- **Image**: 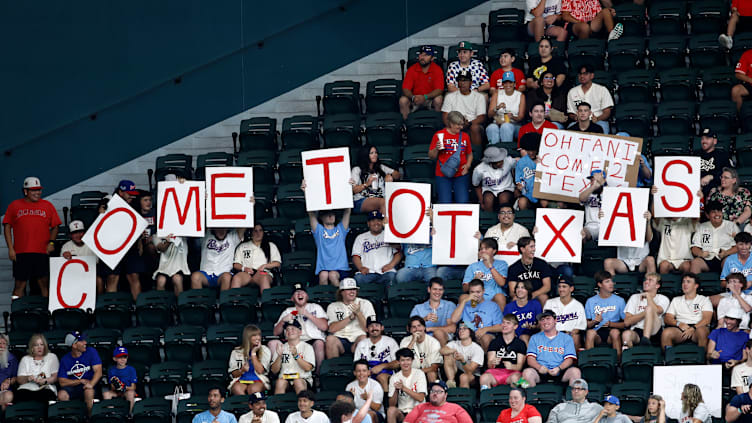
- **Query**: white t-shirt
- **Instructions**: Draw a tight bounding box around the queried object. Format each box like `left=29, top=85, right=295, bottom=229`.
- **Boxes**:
left=275, top=304, right=328, bottom=341
left=679, top=402, right=711, bottom=423
left=285, top=410, right=330, bottom=423
left=442, top=90, right=487, bottom=122
left=17, top=353, right=59, bottom=394
left=445, top=340, right=484, bottom=375
left=60, top=241, right=95, bottom=259
left=200, top=230, right=241, bottom=275
left=472, top=160, right=516, bottom=194
left=485, top=222, right=530, bottom=265
left=346, top=378, right=386, bottom=416
left=566, top=83, right=614, bottom=118
left=278, top=342, right=316, bottom=385
left=327, top=298, right=377, bottom=342
left=525, top=0, right=562, bottom=22
left=731, top=362, right=752, bottom=390
left=691, top=220, right=737, bottom=260
left=388, top=369, right=428, bottom=413
left=399, top=334, right=443, bottom=370
left=234, top=241, right=281, bottom=270
left=152, top=235, right=190, bottom=278
left=228, top=346, right=272, bottom=390
left=354, top=336, right=399, bottom=364
left=624, top=293, right=670, bottom=333
left=544, top=297, right=587, bottom=332
left=493, top=90, right=523, bottom=118
left=351, top=164, right=395, bottom=202
left=666, top=295, right=713, bottom=325
left=656, top=218, right=695, bottom=263
left=717, top=294, right=752, bottom=330
left=240, top=410, right=280, bottom=423
left=351, top=231, right=398, bottom=274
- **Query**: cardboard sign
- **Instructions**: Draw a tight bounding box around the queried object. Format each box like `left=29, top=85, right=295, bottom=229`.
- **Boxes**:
left=83, top=194, right=148, bottom=269
left=157, top=181, right=206, bottom=237
left=49, top=256, right=97, bottom=312
left=653, top=157, right=701, bottom=218
left=534, top=209, right=584, bottom=263
left=496, top=245, right=521, bottom=266
left=302, top=147, right=354, bottom=211
left=534, top=129, right=643, bottom=204
left=654, top=365, right=721, bottom=419
left=384, top=182, right=431, bottom=244
left=598, top=187, right=649, bottom=247
left=432, top=204, right=479, bottom=265
left=206, top=167, right=254, bottom=228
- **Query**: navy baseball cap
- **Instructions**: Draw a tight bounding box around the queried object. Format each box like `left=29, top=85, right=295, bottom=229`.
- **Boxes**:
left=64, top=331, right=87, bottom=347
left=368, top=210, right=384, bottom=221
left=420, top=45, right=436, bottom=56
left=118, top=180, right=139, bottom=195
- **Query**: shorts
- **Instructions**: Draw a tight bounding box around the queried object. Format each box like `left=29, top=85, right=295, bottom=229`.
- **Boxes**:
left=634, top=327, right=663, bottom=341
left=317, top=269, right=350, bottom=278
left=594, top=326, right=617, bottom=343
left=336, top=337, right=354, bottom=352
left=98, top=261, right=118, bottom=277
left=485, top=368, right=521, bottom=385
left=353, top=198, right=365, bottom=213
left=739, top=81, right=752, bottom=95
left=13, top=253, right=49, bottom=281
left=200, top=271, right=222, bottom=287
left=657, top=257, right=688, bottom=269
left=702, top=257, right=722, bottom=273
left=61, top=385, right=85, bottom=400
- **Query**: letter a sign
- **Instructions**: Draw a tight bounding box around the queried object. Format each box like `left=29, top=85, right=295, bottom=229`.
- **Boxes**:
left=599, top=187, right=649, bottom=247
left=384, top=182, right=431, bottom=244
left=83, top=194, right=148, bottom=269
left=534, top=209, right=584, bottom=263
left=302, top=147, right=353, bottom=211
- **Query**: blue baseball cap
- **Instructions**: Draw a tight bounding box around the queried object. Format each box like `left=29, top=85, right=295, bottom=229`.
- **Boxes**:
left=588, top=169, right=604, bottom=179
left=502, top=71, right=515, bottom=83
left=113, top=347, right=128, bottom=358
left=420, top=45, right=436, bottom=56
left=117, top=180, right=139, bottom=195
left=604, top=395, right=620, bottom=406
left=64, top=331, right=87, bottom=347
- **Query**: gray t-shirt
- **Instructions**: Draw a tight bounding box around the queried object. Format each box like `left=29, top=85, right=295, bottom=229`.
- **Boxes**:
left=598, top=413, right=633, bottom=423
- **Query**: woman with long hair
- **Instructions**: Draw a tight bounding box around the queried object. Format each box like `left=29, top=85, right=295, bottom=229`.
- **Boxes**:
left=680, top=384, right=712, bottom=423
left=706, top=167, right=752, bottom=226
left=526, top=71, right=568, bottom=128
left=526, top=37, right=567, bottom=90
left=641, top=395, right=666, bottom=423
left=230, top=223, right=281, bottom=293
left=228, top=324, right=272, bottom=395
left=496, top=387, right=542, bottom=423
left=15, top=334, right=58, bottom=403
left=351, top=144, right=400, bottom=214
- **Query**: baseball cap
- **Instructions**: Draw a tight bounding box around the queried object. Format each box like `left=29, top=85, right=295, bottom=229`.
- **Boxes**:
left=367, top=210, right=384, bottom=221
left=537, top=309, right=557, bottom=321
left=456, top=70, right=472, bottom=81
left=701, top=128, right=718, bottom=139
left=292, top=283, right=307, bottom=293
left=502, top=71, right=516, bottom=83
left=118, top=180, right=139, bottom=196
left=283, top=319, right=302, bottom=331
left=249, top=392, right=267, bottom=404
left=64, top=331, right=87, bottom=347
left=604, top=395, right=620, bottom=406
left=69, top=220, right=86, bottom=233
left=588, top=169, right=604, bottom=179
left=113, top=346, right=128, bottom=358
left=457, top=41, right=474, bottom=51
left=428, top=380, right=449, bottom=392
left=367, top=316, right=383, bottom=326
left=420, top=45, right=436, bottom=56
left=571, top=378, right=589, bottom=390
left=557, top=274, right=574, bottom=286
left=340, top=278, right=359, bottom=291
left=726, top=308, right=745, bottom=320
left=23, top=177, right=42, bottom=190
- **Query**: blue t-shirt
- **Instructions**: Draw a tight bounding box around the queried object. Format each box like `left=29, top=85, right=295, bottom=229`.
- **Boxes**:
left=403, top=244, right=435, bottom=269
left=585, top=294, right=626, bottom=329
left=463, top=259, right=509, bottom=299
left=709, top=328, right=749, bottom=364
left=515, top=155, right=538, bottom=203
left=729, top=393, right=752, bottom=423
left=503, top=299, right=542, bottom=336
left=461, top=300, right=503, bottom=331
left=107, top=364, right=138, bottom=388
left=721, top=253, right=752, bottom=283
left=0, top=353, right=18, bottom=385
left=636, top=154, right=653, bottom=187
left=60, top=347, right=102, bottom=381
left=314, top=223, right=350, bottom=274
left=526, top=331, right=577, bottom=369
left=192, top=410, right=238, bottom=423
left=410, top=299, right=456, bottom=329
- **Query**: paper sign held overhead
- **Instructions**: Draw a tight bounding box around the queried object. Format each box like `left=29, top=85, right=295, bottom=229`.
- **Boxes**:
left=206, top=167, right=254, bottom=228
left=384, top=182, right=431, bottom=244
left=302, top=147, right=354, bottom=211
left=157, top=181, right=206, bottom=237
left=598, top=187, right=649, bottom=247
left=534, top=209, right=584, bottom=263
left=653, top=157, right=701, bottom=218
left=432, top=204, right=479, bottom=265
left=49, top=256, right=97, bottom=312
left=83, top=194, right=148, bottom=269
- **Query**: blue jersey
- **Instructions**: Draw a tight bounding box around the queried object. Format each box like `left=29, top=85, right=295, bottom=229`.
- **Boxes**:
left=503, top=299, right=542, bottom=336
left=314, top=223, right=350, bottom=274
left=410, top=299, right=456, bottom=329
left=730, top=393, right=752, bottom=423
left=526, top=331, right=577, bottom=369
left=515, top=155, right=538, bottom=203
left=709, top=328, right=749, bottom=364
left=403, top=244, right=435, bottom=269
left=585, top=294, right=626, bottom=329
left=461, top=300, right=503, bottom=331
left=107, top=365, right=137, bottom=388
left=60, top=347, right=101, bottom=381
left=192, top=410, right=237, bottom=423
left=721, top=253, right=752, bottom=283
left=463, top=259, right=509, bottom=299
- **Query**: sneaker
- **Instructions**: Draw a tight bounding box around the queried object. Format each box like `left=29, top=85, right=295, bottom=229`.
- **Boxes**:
left=446, top=380, right=457, bottom=388
left=719, top=34, right=733, bottom=49
left=608, top=23, right=624, bottom=41
left=517, top=378, right=530, bottom=389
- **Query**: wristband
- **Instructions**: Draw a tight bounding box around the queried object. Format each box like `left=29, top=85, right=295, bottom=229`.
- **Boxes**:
left=424, top=94, right=429, bottom=100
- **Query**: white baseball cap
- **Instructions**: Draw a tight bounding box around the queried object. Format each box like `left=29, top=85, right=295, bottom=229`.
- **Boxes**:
left=69, top=220, right=85, bottom=233
left=23, top=177, right=42, bottom=190
left=726, top=308, right=746, bottom=320
left=340, top=278, right=359, bottom=290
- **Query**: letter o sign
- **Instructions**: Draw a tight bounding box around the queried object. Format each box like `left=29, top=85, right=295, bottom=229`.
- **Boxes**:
left=93, top=207, right=138, bottom=254
left=388, top=189, right=426, bottom=238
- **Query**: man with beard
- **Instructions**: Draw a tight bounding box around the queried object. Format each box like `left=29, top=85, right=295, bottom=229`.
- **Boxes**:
left=403, top=380, right=473, bottom=423
left=192, top=386, right=237, bottom=423
left=58, top=331, right=102, bottom=415
left=508, top=237, right=553, bottom=304
left=346, top=360, right=385, bottom=423
left=399, top=317, right=442, bottom=384
left=698, top=129, right=731, bottom=197
left=0, top=334, right=17, bottom=410
left=399, top=45, right=444, bottom=120
left=484, top=205, right=531, bottom=263
left=271, top=284, right=328, bottom=371
left=239, top=392, right=280, bottom=423
left=271, top=320, right=315, bottom=394
left=544, top=275, right=587, bottom=349
left=190, top=227, right=246, bottom=291
left=690, top=201, right=737, bottom=275
left=352, top=211, right=402, bottom=286
left=353, top=317, right=399, bottom=391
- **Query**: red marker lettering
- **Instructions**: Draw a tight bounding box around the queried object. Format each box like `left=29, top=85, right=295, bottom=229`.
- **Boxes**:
left=159, top=186, right=202, bottom=231
left=438, top=210, right=473, bottom=259
left=388, top=189, right=426, bottom=238
left=93, top=207, right=138, bottom=255
left=541, top=214, right=576, bottom=257
left=211, top=172, right=247, bottom=220
left=660, top=160, right=693, bottom=213
left=57, top=259, right=89, bottom=308
left=306, top=155, right=345, bottom=204
left=604, top=192, right=636, bottom=241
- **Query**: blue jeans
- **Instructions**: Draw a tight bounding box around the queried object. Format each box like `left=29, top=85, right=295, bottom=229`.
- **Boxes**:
left=396, top=267, right=438, bottom=284
left=437, top=266, right=465, bottom=281
left=486, top=123, right=520, bottom=144
left=435, top=174, right=470, bottom=204
left=354, top=272, right=397, bottom=286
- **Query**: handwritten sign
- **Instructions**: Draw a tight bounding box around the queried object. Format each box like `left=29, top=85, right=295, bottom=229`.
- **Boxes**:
left=83, top=195, right=148, bottom=269
left=653, top=157, right=701, bottom=218
left=432, top=204, right=479, bottom=265
left=302, top=147, right=354, bottom=211
left=384, top=182, right=431, bottom=244
left=599, top=187, right=649, bottom=247
left=535, top=209, right=584, bottom=263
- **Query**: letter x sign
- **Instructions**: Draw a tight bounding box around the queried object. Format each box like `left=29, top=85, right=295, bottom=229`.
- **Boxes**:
left=534, top=209, right=584, bottom=263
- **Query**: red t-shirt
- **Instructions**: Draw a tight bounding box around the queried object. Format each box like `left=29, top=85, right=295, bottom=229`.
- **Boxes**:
left=562, top=0, right=601, bottom=22
left=404, top=402, right=474, bottom=423
left=497, top=404, right=542, bottom=423
left=736, top=50, right=752, bottom=79
left=403, top=62, right=445, bottom=96
left=517, top=120, right=558, bottom=147
left=732, top=0, right=752, bottom=17
left=490, top=68, right=527, bottom=91
left=430, top=129, right=471, bottom=177
left=3, top=198, right=62, bottom=254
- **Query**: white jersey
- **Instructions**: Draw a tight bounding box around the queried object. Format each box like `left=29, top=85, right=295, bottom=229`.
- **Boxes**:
left=275, top=304, right=328, bottom=341
left=566, top=82, right=614, bottom=118
left=472, top=160, right=516, bottom=194
left=399, top=334, right=442, bottom=370
left=228, top=346, right=272, bottom=390
left=326, top=298, right=377, bottom=342
left=199, top=231, right=241, bottom=275
left=277, top=342, right=315, bottom=385
left=544, top=297, right=587, bottom=332
left=666, top=294, right=713, bottom=325
left=731, top=362, right=752, bottom=390
left=240, top=410, right=280, bottom=423
left=691, top=220, right=737, bottom=260
left=485, top=222, right=530, bottom=265
left=351, top=231, right=398, bottom=274
left=346, top=378, right=386, bottom=416
left=284, top=410, right=330, bottom=423
left=624, top=293, right=670, bottom=332
left=354, top=336, right=399, bottom=364
left=234, top=240, right=281, bottom=270
left=525, top=0, right=561, bottom=22
left=656, top=218, right=695, bottom=263
left=152, top=235, right=190, bottom=278
left=717, top=294, right=752, bottom=330
left=446, top=340, right=484, bottom=375
left=388, top=369, right=427, bottom=413
left=616, top=242, right=651, bottom=272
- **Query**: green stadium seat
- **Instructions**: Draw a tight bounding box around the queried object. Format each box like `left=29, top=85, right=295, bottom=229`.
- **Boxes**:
left=155, top=153, right=193, bottom=181
left=593, top=70, right=616, bottom=93
left=614, top=103, right=654, bottom=139
left=613, top=274, right=640, bottom=300
left=260, top=285, right=294, bottom=321
left=252, top=185, right=275, bottom=220
left=191, top=360, right=228, bottom=396
left=566, top=382, right=607, bottom=402
left=44, top=328, right=70, bottom=357
left=447, top=387, right=477, bottom=416
left=689, top=0, right=727, bottom=34
left=658, top=68, right=697, bottom=102
left=407, top=45, right=446, bottom=69
left=526, top=40, right=566, bottom=60
left=5, top=401, right=47, bottom=423
left=312, top=390, right=341, bottom=412
left=259, top=217, right=293, bottom=253
left=665, top=343, right=705, bottom=365
left=365, top=112, right=403, bottom=147
left=177, top=398, right=209, bottom=423
left=698, top=100, right=737, bottom=136
left=319, top=356, right=354, bottom=391
left=656, top=102, right=695, bottom=136
left=366, top=79, right=401, bottom=114
left=164, top=324, right=204, bottom=362
left=689, top=34, right=728, bottom=69
left=132, top=397, right=172, bottom=423
left=731, top=33, right=752, bottom=64
left=275, top=183, right=307, bottom=221
left=91, top=398, right=130, bottom=423
left=403, top=144, right=434, bottom=179
left=322, top=113, right=361, bottom=148
left=195, top=152, right=234, bottom=180
left=738, top=133, right=752, bottom=167
left=372, top=144, right=401, bottom=170
left=293, top=219, right=315, bottom=252
left=206, top=323, right=244, bottom=360
left=648, top=36, right=687, bottom=71
left=8, top=330, right=33, bottom=359
left=70, top=190, right=109, bottom=227
left=479, top=385, right=511, bottom=421
left=281, top=250, right=315, bottom=285
left=86, top=327, right=121, bottom=364
left=52, top=307, right=90, bottom=332
left=388, top=281, right=428, bottom=318
left=578, top=347, right=618, bottom=385
left=622, top=346, right=662, bottom=383
left=579, top=242, right=617, bottom=277
left=307, top=285, right=338, bottom=309
left=9, top=295, right=49, bottom=332
left=266, top=392, right=299, bottom=422
left=443, top=279, right=463, bottom=302
left=567, top=39, right=606, bottom=71
left=657, top=273, right=682, bottom=298
left=607, top=37, right=646, bottom=70
left=742, top=103, right=752, bottom=134
left=94, top=292, right=133, bottom=329
left=177, top=288, right=216, bottom=327
left=701, top=66, right=735, bottom=101
left=357, top=284, right=386, bottom=319
left=611, top=382, right=650, bottom=415
left=219, top=287, right=258, bottom=324
left=323, top=80, right=361, bottom=115
left=480, top=211, right=498, bottom=233
left=223, top=394, right=251, bottom=416
left=135, top=290, right=175, bottom=329
left=488, top=41, right=527, bottom=74
left=487, top=9, right=524, bottom=43
left=527, top=384, right=564, bottom=421
left=615, top=3, right=647, bottom=37
left=48, top=400, right=87, bottom=423
left=383, top=316, right=410, bottom=338
left=648, top=1, right=687, bottom=36
left=651, top=136, right=691, bottom=156
left=148, top=361, right=189, bottom=397
left=123, top=326, right=163, bottom=367
left=238, top=117, right=277, bottom=153
left=405, top=110, right=442, bottom=146
left=236, top=150, right=276, bottom=186
left=281, top=115, right=319, bottom=151
left=738, top=168, right=752, bottom=191
left=698, top=272, right=722, bottom=296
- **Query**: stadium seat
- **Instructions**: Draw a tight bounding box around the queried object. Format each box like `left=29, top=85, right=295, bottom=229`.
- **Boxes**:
left=281, top=250, right=315, bottom=285
left=260, top=285, right=294, bottom=321
left=613, top=274, right=640, bottom=300
left=480, top=385, right=511, bottom=421
left=135, top=289, right=175, bottom=329
left=190, top=360, right=227, bottom=396
left=648, top=1, right=687, bottom=36
left=578, top=347, right=618, bottom=385
left=527, top=384, right=564, bottom=421
left=487, top=9, right=524, bottom=43
left=701, top=66, right=735, bottom=101
left=447, top=387, right=477, bottom=416
left=738, top=133, right=752, bottom=167
left=252, top=185, right=275, bottom=221
left=236, top=150, right=276, bottom=187
left=443, top=279, right=463, bottom=301
left=611, top=382, right=650, bottom=416
left=592, top=70, right=616, bottom=93
left=323, top=80, right=361, bottom=115
left=698, top=100, right=737, bottom=135
left=387, top=281, right=428, bottom=318
left=488, top=41, right=527, bottom=74
left=527, top=40, right=566, bottom=60
left=177, top=288, right=217, bottom=327
left=651, top=136, right=691, bottom=156
left=281, top=115, right=319, bottom=151
left=275, top=183, right=307, bottom=221
left=741, top=103, right=752, bottom=134
left=365, top=112, right=404, bottom=147
left=366, top=79, right=401, bottom=114
left=86, top=327, right=120, bottom=364
left=614, top=103, right=654, bottom=139
left=223, top=394, right=251, bottom=416
left=656, top=102, right=696, bottom=136
left=403, top=144, right=435, bottom=179
left=132, top=397, right=172, bottom=423
left=322, top=113, right=361, bottom=148
left=70, top=190, right=109, bottom=227
left=91, top=398, right=130, bottom=423
left=319, top=356, right=354, bottom=391
left=405, top=110, right=442, bottom=146
left=155, top=153, right=193, bottom=182
left=206, top=323, right=244, bottom=360
left=738, top=168, right=752, bottom=191
left=219, top=287, right=258, bottom=324
left=614, top=3, right=647, bottom=37
left=9, top=295, right=50, bottom=332
left=480, top=211, right=498, bottom=233
left=622, top=346, right=662, bottom=383
left=45, top=328, right=70, bottom=357
left=579, top=242, right=617, bottom=277
left=658, top=68, right=697, bottom=103
left=358, top=283, right=386, bottom=319
left=382, top=316, right=409, bottom=338
left=276, top=150, right=304, bottom=187
left=372, top=144, right=401, bottom=170
left=237, top=117, right=277, bottom=153
left=688, top=34, right=728, bottom=69
left=195, top=152, right=234, bottom=180
left=407, top=45, right=446, bottom=70
left=8, top=330, right=32, bottom=359
left=689, top=0, right=728, bottom=35
left=567, top=39, right=606, bottom=71
left=164, top=324, right=204, bottom=362
left=607, top=37, right=646, bottom=70
left=52, top=307, right=90, bottom=332
left=698, top=272, right=722, bottom=296
left=48, top=400, right=87, bottom=423
left=266, top=392, right=299, bottom=422
left=177, top=397, right=209, bottom=423
left=123, top=326, right=163, bottom=367
left=648, top=36, right=687, bottom=71
left=5, top=401, right=47, bottom=423
left=307, top=285, right=338, bottom=309
left=148, top=361, right=189, bottom=398
left=566, top=382, right=607, bottom=403
left=312, top=390, right=341, bottom=413
left=94, top=292, right=133, bottom=329
left=731, top=33, right=752, bottom=64
left=665, top=343, right=705, bottom=365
